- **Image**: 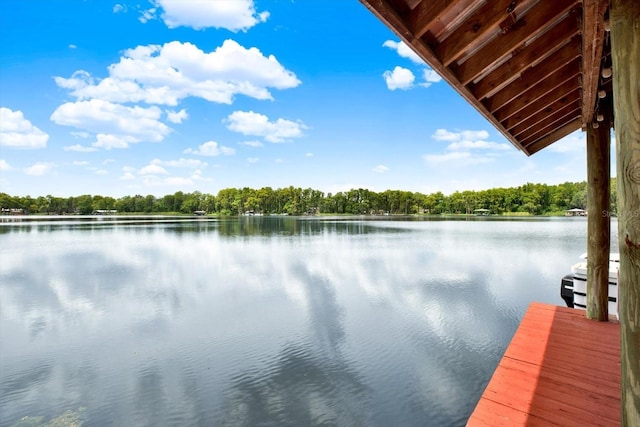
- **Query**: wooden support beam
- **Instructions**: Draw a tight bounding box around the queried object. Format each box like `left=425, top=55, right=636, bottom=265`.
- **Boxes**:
left=409, top=0, right=455, bottom=39
left=513, top=100, right=580, bottom=142
left=472, top=13, right=580, bottom=100
left=512, top=96, right=580, bottom=138
left=586, top=120, right=610, bottom=322
left=484, top=43, right=580, bottom=114
left=453, top=1, right=578, bottom=86
left=437, top=0, right=531, bottom=67
left=581, top=0, right=610, bottom=127
left=501, top=84, right=580, bottom=132
left=610, top=0, right=640, bottom=423
left=494, top=60, right=580, bottom=125
left=525, top=119, right=581, bottom=155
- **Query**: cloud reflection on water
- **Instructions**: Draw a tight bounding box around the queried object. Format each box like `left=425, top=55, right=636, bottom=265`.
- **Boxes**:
left=0, top=217, right=596, bottom=425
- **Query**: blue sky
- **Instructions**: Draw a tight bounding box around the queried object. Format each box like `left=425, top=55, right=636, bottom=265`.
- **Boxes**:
left=0, top=0, right=603, bottom=198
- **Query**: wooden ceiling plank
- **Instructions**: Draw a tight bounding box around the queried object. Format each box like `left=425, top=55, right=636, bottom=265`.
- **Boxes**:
left=487, top=42, right=581, bottom=114
left=518, top=106, right=582, bottom=144
left=520, top=112, right=582, bottom=147
left=410, top=0, right=457, bottom=39
left=454, top=0, right=579, bottom=86
left=473, top=14, right=580, bottom=100
left=524, top=119, right=582, bottom=154
left=501, top=76, right=581, bottom=130
left=581, top=0, right=609, bottom=126
left=493, top=58, right=581, bottom=122
left=512, top=97, right=581, bottom=137
left=437, top=0, right=525, bottom=66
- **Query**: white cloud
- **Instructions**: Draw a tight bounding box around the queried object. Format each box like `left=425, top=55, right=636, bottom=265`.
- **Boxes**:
left=430, top=128, right=510, bottom=151
left=69, top=44, right=77, bottom=49
left=120, top=167, right=136, bottom=181
left=139, top=163, right=168, bottom=175
left=95, top=169, right=108, bottom=175
left=166, top=109, right=188, bottom=124
left=419, top=69, right=443, bottom=88
left=73, top=161, right=89, bottom=166
left=373, top=164, right=389, bottom=173
left=305, top=152, right=313, bottom=157
left=150, top=0, right=269, bottom=31
left=0, top=160, right=12, bottom=171
left=240, top=140, right=263, bottom=147
left=447, top=140, right=510, bottom=151
left=71, top=131, right=90, bottom=139
left=184, top=141, right=236, bottom=156
left=139, top=8, right=157, bottom=23
left=423, top=69, right=442, bottom=83
left=113, top=4, right=126, bottom=13
left=102, top=159, right=115, bottom=165
left=154, top=158, right=207, bottom=169
left=247, top=157, right=259, bottom=163
left=51, top=99, right=171, bottom=149
left=63, top=144, right=98, bottom=152
left=0, top=108, right=49, bottom=149
left=423, top=151, right=493, bottom=166
left=383, top=40, right=422, bottom=64
left=275, top=158, right=283, bottom=163
left=23, top=162, right=55, bottom=176
left=226, top=110, right=306, bottom=143
left=548, top=130, right=586, bottom=153
left=424, top=128, right=509, bottom=166
left=432, top=129, right=490, bottom=142
left=383, top=66, right=415, bottom=90
left=54, top=40, right=300, bottom=106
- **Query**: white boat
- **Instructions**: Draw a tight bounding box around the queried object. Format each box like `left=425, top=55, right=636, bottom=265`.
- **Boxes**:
left=561, top=253, right=619, bottom=319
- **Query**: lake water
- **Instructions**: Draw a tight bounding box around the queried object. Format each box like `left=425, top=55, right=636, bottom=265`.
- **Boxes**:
left=0, top=216, right=615, bottom=426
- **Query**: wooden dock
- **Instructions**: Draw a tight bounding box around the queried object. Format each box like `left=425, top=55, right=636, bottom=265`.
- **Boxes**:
left=467, top=302, right=620, bottom=426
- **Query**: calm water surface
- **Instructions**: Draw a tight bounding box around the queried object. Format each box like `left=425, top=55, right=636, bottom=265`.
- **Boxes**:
left=0, top=216, right=613, bottom=426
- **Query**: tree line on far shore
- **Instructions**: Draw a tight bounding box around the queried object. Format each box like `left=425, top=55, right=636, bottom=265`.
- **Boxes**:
left=0, top=179, right=617, bottom=217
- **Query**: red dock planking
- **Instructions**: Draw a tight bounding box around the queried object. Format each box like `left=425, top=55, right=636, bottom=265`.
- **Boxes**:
left=467, top=302, right=621, bottom=426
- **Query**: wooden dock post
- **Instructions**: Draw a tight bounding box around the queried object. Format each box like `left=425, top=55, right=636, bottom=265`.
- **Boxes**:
left=610, top=0, right=640, bottom=424
left=586, top=119, right=610, bottom=321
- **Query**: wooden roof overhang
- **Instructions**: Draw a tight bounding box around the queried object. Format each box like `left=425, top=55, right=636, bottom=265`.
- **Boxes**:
left=360, top=0, right=612, bottom=155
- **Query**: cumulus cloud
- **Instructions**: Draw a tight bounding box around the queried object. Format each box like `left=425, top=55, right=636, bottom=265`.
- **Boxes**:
left=226, top=111, right=306, bottom=143
left=247, top=157, right=259, bottom=164
left=240, top=140, right=263, bottom=148
left=51, top=99, right=171, bottom=149
left=419, top=69, right=443, bottom=88
left=184, top=141, right=236, bottom=156
left=548, top=130, right=586, bottom=153
left=0, top=108, right=49, bottom=149
left=113, top=4, right=126, bottom=13
left=150, top=0, right=269, bottom=31
left=383, top=40, right=442, bottom=88
left=166, top=109, right=188, bottom=124
left=423, top=151, right=493, bottom=166
left=431, top=128, right=509, bottom=150
left=373, top=164, right=389, bottom=173
left=383, top=40, right=422, bottom=64
left=424, top=128, right=510, bottom=166
left=383, top=66, right=415, bottom=90
left=54, top=40, right=300, bottom=106
left=154, top=158, right=207, bottom=169
left=432, top=129, right=490, bottom=142
left=0, top=160, right=12, bottom=171
left=139, top=163, right=168, bottom=175
left=24, top=162, right=55, bottom=176
left=63, top=144, right=98, bottom=152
